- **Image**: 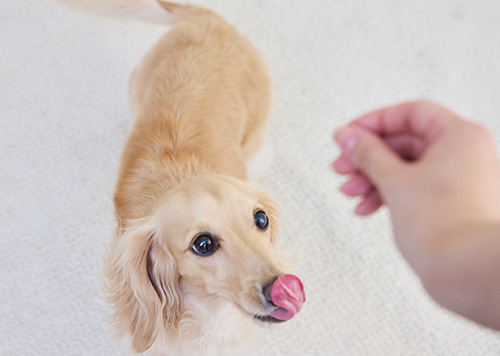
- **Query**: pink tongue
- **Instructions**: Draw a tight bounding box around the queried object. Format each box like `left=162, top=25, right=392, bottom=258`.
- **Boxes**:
left=269, top=274, right=305, bottom=321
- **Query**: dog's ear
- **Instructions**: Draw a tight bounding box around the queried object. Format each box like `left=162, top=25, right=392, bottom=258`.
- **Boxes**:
left=103, top=216, right=182, bottom=353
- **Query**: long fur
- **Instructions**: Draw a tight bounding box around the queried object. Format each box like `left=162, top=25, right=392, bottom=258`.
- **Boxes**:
left=103, top=215, right=183, bottom=352
left=61, top=1, right=294, bottom=355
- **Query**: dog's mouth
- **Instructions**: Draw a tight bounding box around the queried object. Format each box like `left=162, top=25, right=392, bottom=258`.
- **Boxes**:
left=254, top=314, right=286, bottom=323
left=247, top=274, right=305, bottom=324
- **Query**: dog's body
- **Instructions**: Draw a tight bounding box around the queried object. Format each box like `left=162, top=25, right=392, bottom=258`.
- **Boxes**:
left=60, top=1, right=305, bottom=355
left=117, top=2, right=272, bottom=224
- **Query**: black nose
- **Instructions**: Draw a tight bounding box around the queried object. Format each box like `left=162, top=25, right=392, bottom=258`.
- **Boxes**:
left=262, top=279, right=277, bottom=306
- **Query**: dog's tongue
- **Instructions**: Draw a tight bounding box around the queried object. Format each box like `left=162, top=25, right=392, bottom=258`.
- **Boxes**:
left=269, top=274, right=305, bottom=321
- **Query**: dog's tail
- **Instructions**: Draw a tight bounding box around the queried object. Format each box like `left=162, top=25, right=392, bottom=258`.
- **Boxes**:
left=58, top=0, right=213, bottom=25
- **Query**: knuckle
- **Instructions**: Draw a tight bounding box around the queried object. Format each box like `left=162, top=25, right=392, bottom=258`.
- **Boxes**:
left=412, top=99, right=437, bottom=113
left=413, top=99, right=432, bottom=108
left=469, top=122, right=495, bottom=147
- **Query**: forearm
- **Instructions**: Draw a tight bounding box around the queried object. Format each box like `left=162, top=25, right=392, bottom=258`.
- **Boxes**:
left=421, top=222, right=500, bottom=330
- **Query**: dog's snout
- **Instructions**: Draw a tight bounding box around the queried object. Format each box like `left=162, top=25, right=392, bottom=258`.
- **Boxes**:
left=262, top=279, right=277, bottom=306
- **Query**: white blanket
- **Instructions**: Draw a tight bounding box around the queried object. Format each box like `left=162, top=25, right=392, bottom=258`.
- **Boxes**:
left=1, top=0, right=499, bottom=355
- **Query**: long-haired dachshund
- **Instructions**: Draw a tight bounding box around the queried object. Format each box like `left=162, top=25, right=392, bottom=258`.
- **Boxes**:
left=59, top=1, right=305, bottom=355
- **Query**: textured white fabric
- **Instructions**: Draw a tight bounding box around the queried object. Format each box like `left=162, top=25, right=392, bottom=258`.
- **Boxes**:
left=2, top=0, right=500, bottom=355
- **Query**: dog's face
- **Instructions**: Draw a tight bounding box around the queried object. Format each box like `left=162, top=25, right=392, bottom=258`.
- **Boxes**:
left=104, top=175, right=305, bottom=352
left=157, top=175, right=286, bottom=318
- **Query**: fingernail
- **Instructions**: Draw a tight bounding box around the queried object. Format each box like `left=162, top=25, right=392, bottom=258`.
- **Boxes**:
left=334, top=127, right=357, bottom=152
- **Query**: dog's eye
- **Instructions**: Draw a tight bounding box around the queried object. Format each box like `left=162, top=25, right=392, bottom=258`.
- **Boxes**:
left=191, top=234, right=218, bottom=256
left=254, top=210, right=269, bottom=231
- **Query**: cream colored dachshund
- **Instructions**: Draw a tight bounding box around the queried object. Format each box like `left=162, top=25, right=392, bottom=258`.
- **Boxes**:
left=59, top=1, right=305, bottom=355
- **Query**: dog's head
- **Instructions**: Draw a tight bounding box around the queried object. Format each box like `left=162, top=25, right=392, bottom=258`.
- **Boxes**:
left=104, top=175, right=305, bottom=352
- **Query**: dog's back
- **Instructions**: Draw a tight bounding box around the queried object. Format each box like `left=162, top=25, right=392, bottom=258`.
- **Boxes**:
left=60, top=0, right=272, bottom=222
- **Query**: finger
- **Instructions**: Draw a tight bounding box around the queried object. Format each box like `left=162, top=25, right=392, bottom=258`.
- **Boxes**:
left=355, top=189, right=383, bottom=216
left=334, top=125, right=406, bottom=186
left=350, top=100, right=464, bottom=143
left=332, top=154, right=357, bottom=175
left=340, top=174, right=373, bottom=197
left=384, top=134, right=427, bottom=161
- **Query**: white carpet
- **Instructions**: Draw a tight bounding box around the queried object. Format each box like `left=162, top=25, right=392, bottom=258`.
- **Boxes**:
left=2, top=0, right=500, bottom=355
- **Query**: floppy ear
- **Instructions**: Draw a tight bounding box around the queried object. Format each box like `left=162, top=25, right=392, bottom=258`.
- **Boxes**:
left=103, top=216, right=183, bottom=353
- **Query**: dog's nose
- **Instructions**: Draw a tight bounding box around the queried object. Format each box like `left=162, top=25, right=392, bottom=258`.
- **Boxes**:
left=262, top=280, right=277, bottom=306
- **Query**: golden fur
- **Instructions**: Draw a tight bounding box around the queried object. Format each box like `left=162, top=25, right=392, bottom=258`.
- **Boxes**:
left=59, top=1, right=294, bottom=355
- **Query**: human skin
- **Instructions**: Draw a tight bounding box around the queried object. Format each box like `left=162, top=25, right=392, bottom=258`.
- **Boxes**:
left=333, top=100, right=500, bottom=331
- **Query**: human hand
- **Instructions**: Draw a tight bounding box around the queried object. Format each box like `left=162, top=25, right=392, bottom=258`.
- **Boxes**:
left=332, top=100, right=500, bottom=329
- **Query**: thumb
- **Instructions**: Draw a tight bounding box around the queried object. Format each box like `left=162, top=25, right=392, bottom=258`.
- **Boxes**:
left=334, top=125, right=406, bottom=185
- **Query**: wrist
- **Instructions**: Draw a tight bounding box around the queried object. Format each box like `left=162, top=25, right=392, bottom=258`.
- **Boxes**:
left=415, top=222, right=500, bottom=330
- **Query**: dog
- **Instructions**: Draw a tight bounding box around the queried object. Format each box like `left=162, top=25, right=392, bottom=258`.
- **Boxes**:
left=59, top=1, right=305, bottom=355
